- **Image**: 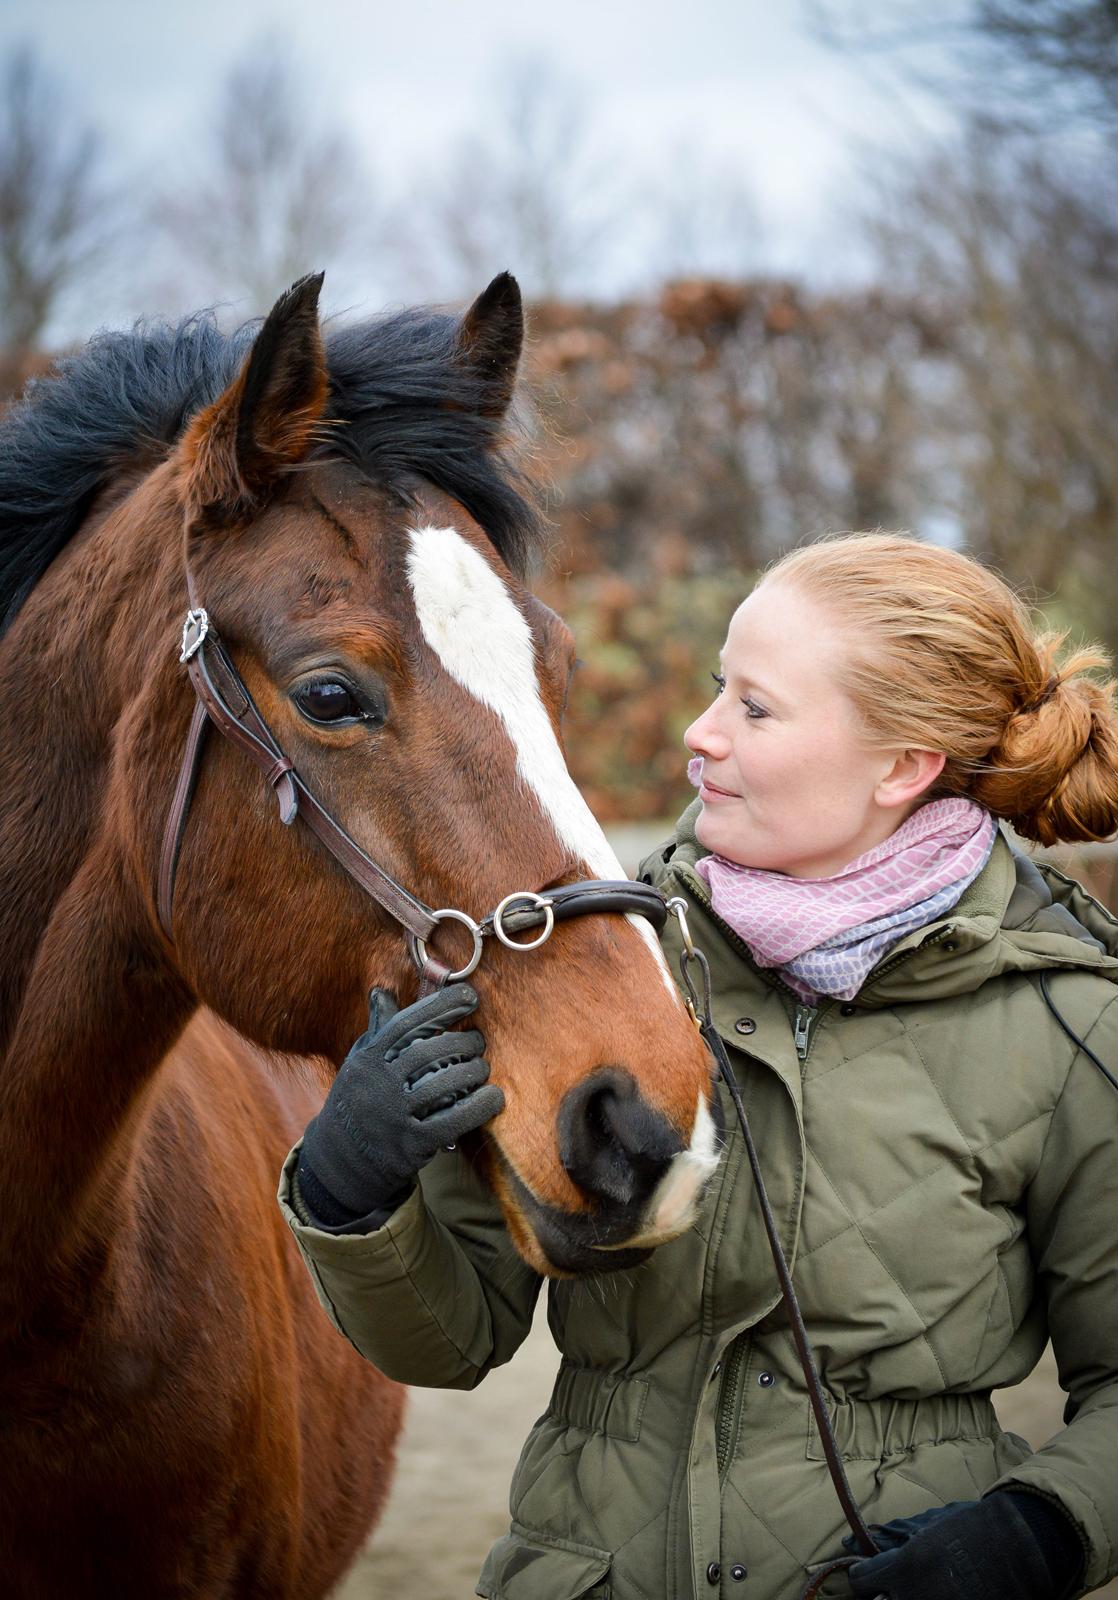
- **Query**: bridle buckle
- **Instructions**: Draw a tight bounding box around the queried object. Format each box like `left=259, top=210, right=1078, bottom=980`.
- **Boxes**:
left=180, top=608, right=210, bottom=664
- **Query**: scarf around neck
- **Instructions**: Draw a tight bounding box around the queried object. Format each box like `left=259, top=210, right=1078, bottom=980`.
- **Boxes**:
left=686, top=762, right=997, bottom=1003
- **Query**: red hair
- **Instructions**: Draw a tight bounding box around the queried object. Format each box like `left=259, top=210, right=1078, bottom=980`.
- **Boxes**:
left=761, top=533, right=1118, bottom=845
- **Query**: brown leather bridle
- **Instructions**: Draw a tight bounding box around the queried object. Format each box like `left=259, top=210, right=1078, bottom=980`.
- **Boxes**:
left=157, top=603, right=669, bottom=987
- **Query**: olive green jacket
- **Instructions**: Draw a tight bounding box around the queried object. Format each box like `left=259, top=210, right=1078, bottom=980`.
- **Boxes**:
left=278, top=811, right=1118, bottom=1600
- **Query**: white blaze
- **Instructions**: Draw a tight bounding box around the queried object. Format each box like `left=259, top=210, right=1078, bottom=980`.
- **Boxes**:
left=406, top=524, right=678, bottom=1000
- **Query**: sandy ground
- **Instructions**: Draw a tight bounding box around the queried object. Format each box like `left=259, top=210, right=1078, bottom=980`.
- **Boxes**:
left=334, top=824, right=1116, bottom=1599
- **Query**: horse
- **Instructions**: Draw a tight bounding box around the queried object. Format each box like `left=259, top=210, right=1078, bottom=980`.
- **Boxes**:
left=0, top=271, right=719, bottom=1597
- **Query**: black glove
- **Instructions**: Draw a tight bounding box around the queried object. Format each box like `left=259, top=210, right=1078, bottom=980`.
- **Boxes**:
left=844, top=1492, right=1083, bottom=1600
left=297, top=983, right=504, bottom=1230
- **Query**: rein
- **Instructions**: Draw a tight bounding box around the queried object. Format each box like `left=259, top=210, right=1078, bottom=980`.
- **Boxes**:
left=157, top=606, right=668, bottom=988
left=666, top=899, right=883, bottom=1597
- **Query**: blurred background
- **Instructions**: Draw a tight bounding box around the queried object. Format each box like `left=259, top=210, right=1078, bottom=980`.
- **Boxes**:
left=3, top=2, right=1116, bottom=1593
left=5, top=0, right=1118, bottom=834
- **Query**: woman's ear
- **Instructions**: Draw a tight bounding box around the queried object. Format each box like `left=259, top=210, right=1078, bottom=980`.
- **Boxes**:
left=876, top=748, right=947, bottom=810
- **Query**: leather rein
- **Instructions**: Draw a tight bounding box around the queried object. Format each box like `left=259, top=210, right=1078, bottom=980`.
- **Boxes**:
left=157, top=604, right=669, bottom=986
left=158, top=601, right=880, bottom=1591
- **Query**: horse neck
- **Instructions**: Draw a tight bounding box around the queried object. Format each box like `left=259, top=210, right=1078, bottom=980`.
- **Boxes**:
left=0, top=473, right=195, bottom=1325
left=0, top=467, right=184, bottom=1023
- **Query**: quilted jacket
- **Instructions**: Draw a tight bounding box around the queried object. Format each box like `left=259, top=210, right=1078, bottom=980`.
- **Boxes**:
left=279, top=808, right=1118, bottom=1599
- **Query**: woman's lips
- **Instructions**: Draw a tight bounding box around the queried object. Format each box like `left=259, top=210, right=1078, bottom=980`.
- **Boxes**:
left=699, top=778, right=740, bottom=801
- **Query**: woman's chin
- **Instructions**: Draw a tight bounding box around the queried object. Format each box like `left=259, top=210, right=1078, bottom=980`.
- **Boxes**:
left=694, top=810, right=727, bottom=854
left=695, top=813, right=756, bottom=867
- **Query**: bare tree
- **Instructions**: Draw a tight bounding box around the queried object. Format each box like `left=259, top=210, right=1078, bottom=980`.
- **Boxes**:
left=805, top=0, right=1118, bottom=648
left=857, top=129, right=1118, bottom=647
left=0, top=46, right=116, bottom=356
left=154, top=42, right=374, bottom=313
left=977, top=0, right=1118, bottom=95
left=804, top=0, right=1118, bottom=129
left=389, top=56, right=623, bottom=303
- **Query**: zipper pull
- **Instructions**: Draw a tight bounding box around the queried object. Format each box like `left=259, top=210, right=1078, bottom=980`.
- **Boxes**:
left=793, top=1003, right=815, bottom=1061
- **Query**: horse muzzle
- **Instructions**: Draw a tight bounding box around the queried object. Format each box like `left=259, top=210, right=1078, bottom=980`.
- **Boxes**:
left=499, top=1072, right=722, bottom=1276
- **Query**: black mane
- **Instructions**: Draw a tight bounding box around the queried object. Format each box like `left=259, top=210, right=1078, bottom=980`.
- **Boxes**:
left=0, top=305, right=545, bottom=635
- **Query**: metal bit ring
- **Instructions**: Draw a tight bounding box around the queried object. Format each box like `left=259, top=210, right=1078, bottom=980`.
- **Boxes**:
left=492, top=891, right=556, bottom=952
left=409, top=908, right=484, bottom=981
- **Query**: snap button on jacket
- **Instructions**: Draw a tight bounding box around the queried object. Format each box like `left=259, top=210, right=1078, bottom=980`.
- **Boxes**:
left=279, top=811, right=1118, bottom=1599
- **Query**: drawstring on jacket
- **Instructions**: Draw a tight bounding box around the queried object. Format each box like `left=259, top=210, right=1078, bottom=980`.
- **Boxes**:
left=1038, top=973, right=1118, bottom=1097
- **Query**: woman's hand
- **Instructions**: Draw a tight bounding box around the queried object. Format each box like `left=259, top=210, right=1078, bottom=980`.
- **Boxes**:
left=844, top=1493, right=1083, bottom=1600
left=297, top=983, right=504, bottom=1228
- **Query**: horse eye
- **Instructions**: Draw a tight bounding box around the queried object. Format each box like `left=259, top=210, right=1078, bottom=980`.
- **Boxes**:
left=294, top=679, right=361, bottom=724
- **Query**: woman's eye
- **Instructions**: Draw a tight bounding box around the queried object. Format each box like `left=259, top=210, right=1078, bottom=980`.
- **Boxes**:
left=711, top=671, right=726, bottom=694
left=294, top=679, right=362, bottom=724
left=742, top=697, right=768, bottom=720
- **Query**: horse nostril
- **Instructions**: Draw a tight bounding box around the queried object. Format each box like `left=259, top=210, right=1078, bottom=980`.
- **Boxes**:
left=558, top=1068, right=682, bottom=1207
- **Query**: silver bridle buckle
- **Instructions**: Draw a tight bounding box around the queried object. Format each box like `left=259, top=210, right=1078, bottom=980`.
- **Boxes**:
left=180, top=608, right=210, bottom=664
left=409, top=908, right=485, bottom=982
left=666, top=896, right=702, bottom=1029
left=492, top=891, right=556, bottom=952
left=666, top=896, right=697, bottom=957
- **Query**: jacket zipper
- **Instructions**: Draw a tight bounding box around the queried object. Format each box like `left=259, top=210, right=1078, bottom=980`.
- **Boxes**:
left=793, top=1003, right=818, bottom=1062
left=688, top=877, right=957, bottom=1484
left=715, top=1334, right=747, bottom=1476
left=672, top=869, right=834, bottom=1061
left=790, top=931, right=957, bottom=1058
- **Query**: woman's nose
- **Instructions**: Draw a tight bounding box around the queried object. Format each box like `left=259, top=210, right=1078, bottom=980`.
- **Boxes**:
left=685, top=702, right=728, bottom=757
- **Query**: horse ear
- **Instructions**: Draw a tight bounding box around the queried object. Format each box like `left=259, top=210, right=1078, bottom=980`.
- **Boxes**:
left=456, top=272, right=524, bottom=419
left=184, top=272, right=328, bottom=518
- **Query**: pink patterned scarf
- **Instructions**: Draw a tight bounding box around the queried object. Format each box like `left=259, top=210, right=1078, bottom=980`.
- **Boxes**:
left=686, top=760, right=996, bottom=1002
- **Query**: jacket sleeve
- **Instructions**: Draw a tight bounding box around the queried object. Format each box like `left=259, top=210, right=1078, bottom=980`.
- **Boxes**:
left=277, top=1139, right=543, bottom=1390
left=990, top=992, right=1118, bottom=1592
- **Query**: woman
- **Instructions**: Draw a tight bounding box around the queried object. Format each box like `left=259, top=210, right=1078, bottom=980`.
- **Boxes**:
left=278, top=533, right=1118, bottom=1600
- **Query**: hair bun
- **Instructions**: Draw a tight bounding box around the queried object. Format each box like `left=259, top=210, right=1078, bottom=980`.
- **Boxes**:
left=973, top=652, right=1118, bottom=845
left=1018, top=676, right=1060, bottom=716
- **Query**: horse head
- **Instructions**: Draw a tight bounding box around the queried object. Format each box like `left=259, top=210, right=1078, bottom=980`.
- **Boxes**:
left=129, top=273, right=719, bottom=1275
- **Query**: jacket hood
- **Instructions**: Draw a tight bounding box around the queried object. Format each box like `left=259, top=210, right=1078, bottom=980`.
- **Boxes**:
left=653, top=801, right=1118, bottom=1008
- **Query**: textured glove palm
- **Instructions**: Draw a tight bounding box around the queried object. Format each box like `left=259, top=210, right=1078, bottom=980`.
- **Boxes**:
left=845, top=1492, right=1083, bottom=1600
left=298, top=983, right=504, bottom=1227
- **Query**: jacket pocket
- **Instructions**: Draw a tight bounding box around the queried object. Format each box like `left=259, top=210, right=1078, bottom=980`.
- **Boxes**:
left=476, top=1528, right=611, bottom=1599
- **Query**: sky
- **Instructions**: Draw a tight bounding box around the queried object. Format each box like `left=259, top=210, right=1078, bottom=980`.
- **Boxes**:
left=6, top=0, right=960, bottom=337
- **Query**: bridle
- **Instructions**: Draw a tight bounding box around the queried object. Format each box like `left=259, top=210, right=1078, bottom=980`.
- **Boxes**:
left=157, top=602, right=669, bottom=986
left=157, top=594, right=881, bottom=1593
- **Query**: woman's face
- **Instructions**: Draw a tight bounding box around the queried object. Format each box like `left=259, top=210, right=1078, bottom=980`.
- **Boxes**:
left=684, top=582, right=927, bottom=877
